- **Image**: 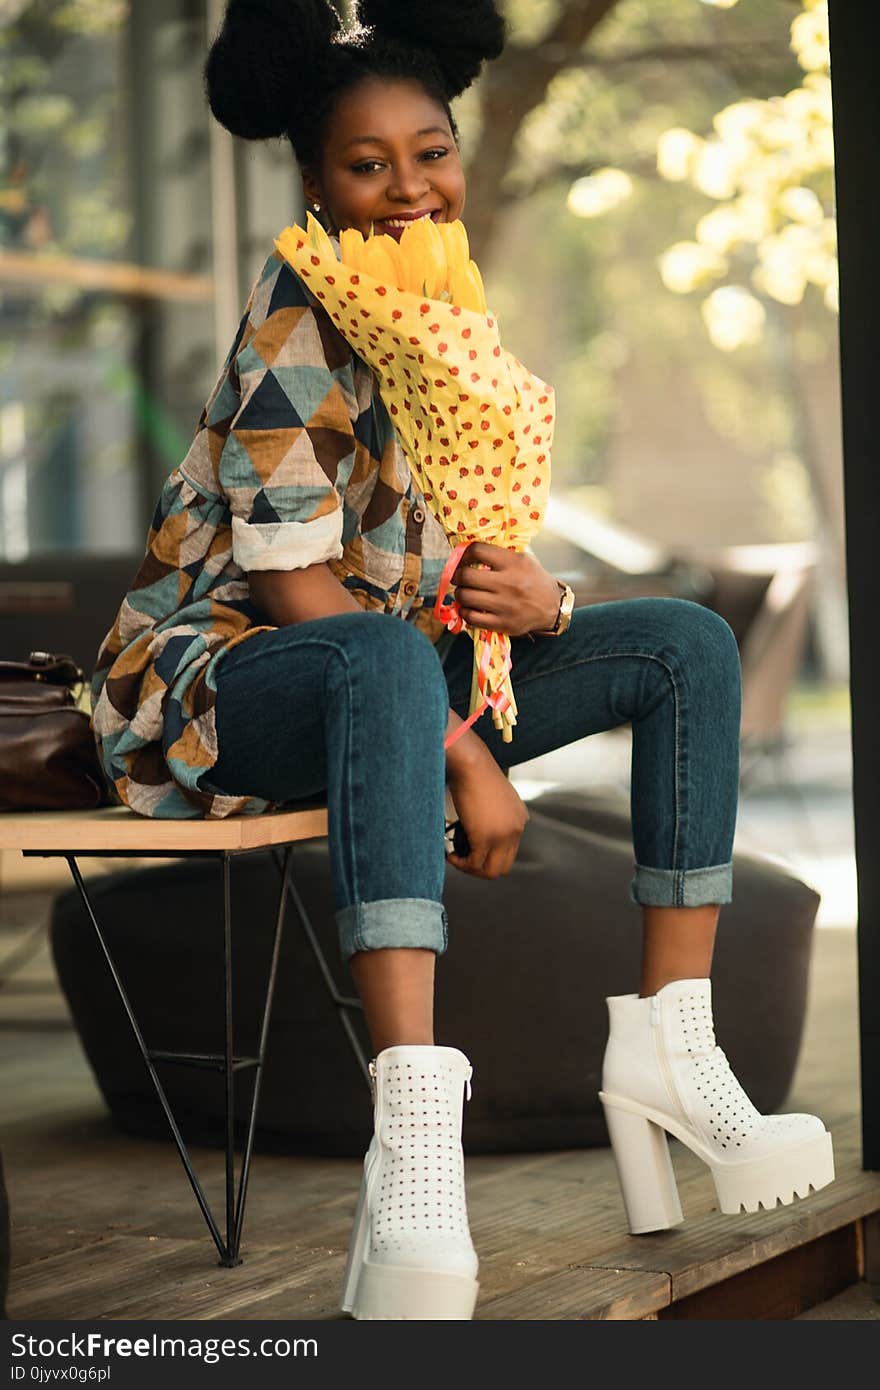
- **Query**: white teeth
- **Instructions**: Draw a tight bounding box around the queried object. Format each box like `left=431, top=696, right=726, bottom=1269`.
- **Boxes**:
left=384, top=213, right=432, bottom=227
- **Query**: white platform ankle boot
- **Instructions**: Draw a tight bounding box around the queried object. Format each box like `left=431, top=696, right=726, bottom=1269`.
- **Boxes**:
left=599, top=977, right=834, bottom=1234
left=340, top=1044, right=479, bottom=1320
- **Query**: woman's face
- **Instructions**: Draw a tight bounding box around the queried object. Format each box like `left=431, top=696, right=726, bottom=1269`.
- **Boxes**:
left=303, top=78, right=466, bottom=241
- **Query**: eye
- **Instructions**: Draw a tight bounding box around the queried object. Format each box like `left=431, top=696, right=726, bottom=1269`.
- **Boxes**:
left=420, top=147, right=450, bottom=162
left=351, top=160, right=384, bottom=175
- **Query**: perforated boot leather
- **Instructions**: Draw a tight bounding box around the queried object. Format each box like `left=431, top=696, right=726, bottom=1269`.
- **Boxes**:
left=340, top=1044, right=479, bottom=1320
left=599, top=977, right=834, bottom=1233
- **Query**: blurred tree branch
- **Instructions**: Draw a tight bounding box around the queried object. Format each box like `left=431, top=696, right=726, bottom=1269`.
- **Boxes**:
left=465, top=0, right=622, bottom=259
left=570, top=36, right=785, bottom=71
left=504, top=151, right=665, bottom=205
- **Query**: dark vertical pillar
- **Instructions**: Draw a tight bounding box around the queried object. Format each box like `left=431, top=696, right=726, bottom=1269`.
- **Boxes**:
left=827, top=1, right=880, bottom=1168
left=0, top=1147, right=8, bottom=1318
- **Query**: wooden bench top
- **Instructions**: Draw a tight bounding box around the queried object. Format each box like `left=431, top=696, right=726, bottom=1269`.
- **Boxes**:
left=0, top=803, right=329, bottom=853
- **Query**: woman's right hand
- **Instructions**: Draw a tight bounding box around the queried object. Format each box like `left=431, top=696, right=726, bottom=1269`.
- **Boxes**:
left=445, top=749, right=529, bottom=880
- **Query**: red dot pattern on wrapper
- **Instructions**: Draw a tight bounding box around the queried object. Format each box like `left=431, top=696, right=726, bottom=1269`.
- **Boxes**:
left=282, top=239, right=554, bottom=550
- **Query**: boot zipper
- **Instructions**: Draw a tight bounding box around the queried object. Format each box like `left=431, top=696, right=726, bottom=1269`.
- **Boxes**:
left=650, top=994, right=688, bottom=1120
left=365, top=1060, right=381, bottom=1190
left=368, top=1059, right=380, bottom=1125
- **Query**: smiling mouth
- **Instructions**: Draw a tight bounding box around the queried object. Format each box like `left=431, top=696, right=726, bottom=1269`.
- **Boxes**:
left=375, top=209, right=443, bottom=239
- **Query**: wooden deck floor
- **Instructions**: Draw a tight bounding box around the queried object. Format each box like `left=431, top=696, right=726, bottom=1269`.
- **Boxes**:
left=2, top=896, right=878, bottom=1320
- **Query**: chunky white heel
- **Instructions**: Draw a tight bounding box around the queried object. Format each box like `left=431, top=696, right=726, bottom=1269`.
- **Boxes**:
left=600, top=977, right=834, bottom=1233
left=341, top=1044, right=479, bottom=1320
left=602, top=1103, right=683, bottom=1234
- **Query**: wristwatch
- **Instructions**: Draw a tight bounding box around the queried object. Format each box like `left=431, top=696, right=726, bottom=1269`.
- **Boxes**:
left=534, top=580, right=575, bottom=636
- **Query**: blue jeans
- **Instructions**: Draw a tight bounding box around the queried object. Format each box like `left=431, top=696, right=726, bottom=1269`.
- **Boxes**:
left=207, top=599, right=741, bottom=963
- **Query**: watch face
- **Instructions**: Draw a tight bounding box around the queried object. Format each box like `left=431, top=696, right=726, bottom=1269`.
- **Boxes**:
left=558, top=585, right=575, bottom=631
left=537, top=582, right=574, bottom=635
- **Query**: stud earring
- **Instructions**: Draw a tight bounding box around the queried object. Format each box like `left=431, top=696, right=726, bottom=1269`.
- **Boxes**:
left=313, top=202, right=321, bottom=212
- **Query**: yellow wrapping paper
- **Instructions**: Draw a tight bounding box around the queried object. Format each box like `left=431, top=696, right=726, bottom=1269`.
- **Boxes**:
left=275, top=215, right=556, bottom=742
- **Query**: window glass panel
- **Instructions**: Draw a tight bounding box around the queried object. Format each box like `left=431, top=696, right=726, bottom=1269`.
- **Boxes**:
left=0, top=0, right=215, bottom=558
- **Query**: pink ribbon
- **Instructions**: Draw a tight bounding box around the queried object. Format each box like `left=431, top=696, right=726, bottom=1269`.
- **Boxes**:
left=433, top=542, right=513, bottom=750
left=433, top=542, right=470, bottom=636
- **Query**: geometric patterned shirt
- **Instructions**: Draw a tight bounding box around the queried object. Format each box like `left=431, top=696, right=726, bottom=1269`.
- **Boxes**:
left=90, top=248, right=455, bottom=819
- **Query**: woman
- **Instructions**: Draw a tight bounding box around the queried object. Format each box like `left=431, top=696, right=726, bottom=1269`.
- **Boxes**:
left=91, top=0, right=834, bottom=1321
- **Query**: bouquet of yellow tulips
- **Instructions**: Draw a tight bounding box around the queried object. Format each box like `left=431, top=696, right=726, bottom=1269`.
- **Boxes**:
left=339, top=216, right=488, bottom=314
left=274, top=213, right=555, bottom=744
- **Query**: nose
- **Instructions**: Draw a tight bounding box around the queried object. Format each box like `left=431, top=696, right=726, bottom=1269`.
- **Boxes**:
left=387, top=159, right=432, bottom=205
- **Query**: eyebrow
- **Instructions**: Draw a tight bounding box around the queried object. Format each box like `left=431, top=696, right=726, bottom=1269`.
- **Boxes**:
left=343, top=126, right=450, bottom=150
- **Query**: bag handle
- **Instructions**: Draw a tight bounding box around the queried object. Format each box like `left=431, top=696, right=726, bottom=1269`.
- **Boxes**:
left=0, top=652, right=86, bottom=687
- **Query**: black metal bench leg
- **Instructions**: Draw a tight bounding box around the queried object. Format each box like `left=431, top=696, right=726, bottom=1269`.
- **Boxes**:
left=64, top=846, right=292, bottom=1268
left=65, top=854, right=229, bottom=1263
left=222, top=853, right=237, bottom=1265
left=229, top=844, right=292, bottom=1262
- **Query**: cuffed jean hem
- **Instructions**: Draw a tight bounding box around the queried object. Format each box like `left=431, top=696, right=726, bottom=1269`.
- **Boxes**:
left=335, top=897, right=449, bottom=963
left=629, top=862, right=733, bottom=908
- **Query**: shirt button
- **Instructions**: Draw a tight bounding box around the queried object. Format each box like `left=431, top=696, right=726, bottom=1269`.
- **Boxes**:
left=403, top=581, right=417, bottom=596
left=411, top=508, right=425, bottom=524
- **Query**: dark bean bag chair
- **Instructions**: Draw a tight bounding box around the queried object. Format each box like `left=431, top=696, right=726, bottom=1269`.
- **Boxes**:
left=49, top=789, right=820, bottom=1156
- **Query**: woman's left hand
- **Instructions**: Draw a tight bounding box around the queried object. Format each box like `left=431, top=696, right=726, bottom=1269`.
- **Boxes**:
left=451, top=541, right=562, bottom=638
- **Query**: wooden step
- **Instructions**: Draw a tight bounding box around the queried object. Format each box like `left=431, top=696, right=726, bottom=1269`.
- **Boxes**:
left=657, top=1221, right=862, bottom=1320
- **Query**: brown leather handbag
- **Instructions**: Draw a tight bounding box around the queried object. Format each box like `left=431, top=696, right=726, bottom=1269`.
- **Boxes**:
left=0, top=651, right=108, bottom=811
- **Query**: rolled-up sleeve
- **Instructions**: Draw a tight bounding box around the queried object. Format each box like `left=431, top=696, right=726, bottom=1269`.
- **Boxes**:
left=219, top=276, right=355, bottom=573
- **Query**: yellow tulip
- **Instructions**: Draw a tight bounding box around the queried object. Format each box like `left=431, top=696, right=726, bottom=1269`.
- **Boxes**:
left=467, top=259, right=486, bottom=314
left=447, top=259, right=486, bottom=314
left=306, top=210, right=335, bottom=260
left=391, top=226, right=421, bottom=296
left=339, top=227, right=367, bottom=272
left=399, top=219, right=425, bottom=289
left=274, top=227, right=301, bottom=263
left=400, top=216, right=447, bottom=298
left=438, top=219, right=470, bottom=265
left=362, top=235, right=405, bottom=290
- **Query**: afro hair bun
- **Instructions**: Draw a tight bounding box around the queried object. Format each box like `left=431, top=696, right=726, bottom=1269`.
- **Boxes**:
left=356, top=0, right=506, bottom=97
left=205, top=0, right=344, bottom=140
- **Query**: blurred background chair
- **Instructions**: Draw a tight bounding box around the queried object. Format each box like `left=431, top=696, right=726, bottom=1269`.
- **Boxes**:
left=531, top=501, right=820, bottom=798
left=0, top=555, right=141, bottom=675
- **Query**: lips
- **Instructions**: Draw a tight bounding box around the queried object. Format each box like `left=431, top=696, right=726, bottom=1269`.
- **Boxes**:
left=374, top=209, right=443, bottom=241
